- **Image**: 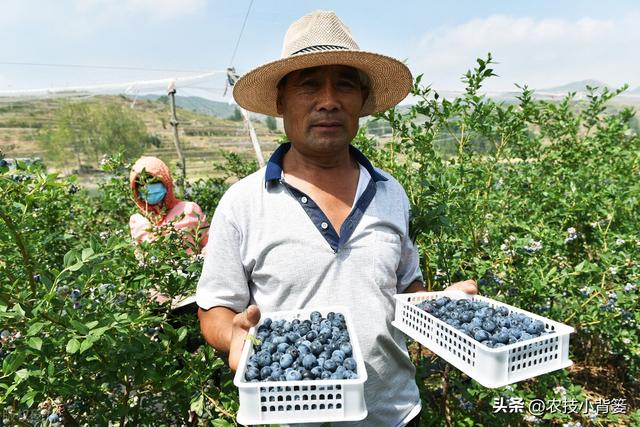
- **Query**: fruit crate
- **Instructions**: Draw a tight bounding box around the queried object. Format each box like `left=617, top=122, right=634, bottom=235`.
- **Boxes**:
left=392, top=291, right=574, bottom=388
left=233, top=306, right=368, bottom=426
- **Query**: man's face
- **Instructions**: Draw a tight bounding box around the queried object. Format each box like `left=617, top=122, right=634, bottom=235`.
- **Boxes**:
left=276, top=65, right=368, bottom=155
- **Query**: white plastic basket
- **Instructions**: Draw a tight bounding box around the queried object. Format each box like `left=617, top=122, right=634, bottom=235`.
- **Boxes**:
left=233, top=306, right=368, bottom=426
left=392, top=291, right=574, bottom=388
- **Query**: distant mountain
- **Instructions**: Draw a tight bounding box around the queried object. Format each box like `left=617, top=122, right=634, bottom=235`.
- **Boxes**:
left=626, top=86, right=640, bottom=96
left=539, top=79, right=611, bottom=94
left=138, top=94, right=269, bottom=121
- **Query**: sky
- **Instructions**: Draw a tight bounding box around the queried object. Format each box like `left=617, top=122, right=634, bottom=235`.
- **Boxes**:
left=1, top=0, right=640, bottom=101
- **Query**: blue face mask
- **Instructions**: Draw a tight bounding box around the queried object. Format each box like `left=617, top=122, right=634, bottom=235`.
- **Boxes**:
left=140, top=182, right=167, bottom=205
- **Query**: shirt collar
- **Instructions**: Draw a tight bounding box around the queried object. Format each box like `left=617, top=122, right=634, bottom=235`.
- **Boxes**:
left=264, top=142, right=387, bottom=186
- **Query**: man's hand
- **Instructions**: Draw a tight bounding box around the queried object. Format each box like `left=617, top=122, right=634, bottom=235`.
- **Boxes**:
left=229, top=304, right=261, bottom=371
left=444, top=279, right=478, bottom=294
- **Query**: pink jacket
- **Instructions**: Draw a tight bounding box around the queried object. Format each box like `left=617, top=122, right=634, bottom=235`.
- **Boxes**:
left=129, top=156, right=209, bottom=254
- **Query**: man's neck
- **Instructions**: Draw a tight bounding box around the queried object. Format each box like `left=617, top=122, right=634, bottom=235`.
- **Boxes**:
left=282, top=144, right=358, bottom=184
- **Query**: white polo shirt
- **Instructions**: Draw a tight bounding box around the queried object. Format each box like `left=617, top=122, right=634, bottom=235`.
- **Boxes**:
left=197, top=143, right=423, bottom=426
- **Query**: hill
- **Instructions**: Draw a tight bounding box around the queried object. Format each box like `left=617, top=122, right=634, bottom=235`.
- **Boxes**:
left=0, top=95, right=281, bottom=182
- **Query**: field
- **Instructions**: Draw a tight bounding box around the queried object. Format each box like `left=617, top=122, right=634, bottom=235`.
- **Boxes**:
left=1, top=57, right=639, bottom=426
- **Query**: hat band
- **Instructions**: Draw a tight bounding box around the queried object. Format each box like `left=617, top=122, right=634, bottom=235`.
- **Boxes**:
left=290, top=44, right=350, bottom=56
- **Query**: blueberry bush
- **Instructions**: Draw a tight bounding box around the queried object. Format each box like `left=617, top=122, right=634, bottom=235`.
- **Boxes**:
left=355, top=54, right=639, bottom=426
left=1, top=55, right=639, bottom=426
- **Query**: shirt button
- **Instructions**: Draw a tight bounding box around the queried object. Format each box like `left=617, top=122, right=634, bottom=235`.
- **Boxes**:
left=321, top=222, right=328, bottom=229
left=301, top=196, right=308, bottom=203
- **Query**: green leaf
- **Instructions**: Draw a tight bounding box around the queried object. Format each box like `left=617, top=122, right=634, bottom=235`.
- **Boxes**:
left=27, top=322, right=45, bottom=336
left=66, top=338, right=80, bottom=354
left=245, top=334, right=261, bottom=346
left=70, top=320, right=89, bottom=334
left=190, top=393, right=204, bottom=416
left=68, top=261, right=84, bottom=272
left=27, top=337, right=42, bottom=351
left=2, top=351, right=27, bottom=375
left=79, top=339, right=94, bottom=354
left=89, top=326, right=110, bottom=339
left=20, top=389, right=38, bottom=407
left=63, top=249, right=78, bottom=268
left=13, top=303, right=25, bottom=318
left=85, top=320, right=99, bottom=330
left=177, top=327, right=188, bottom=342
left=81, top=247, right=94, bottom=261
left=15, top=368, right=30, bottom=381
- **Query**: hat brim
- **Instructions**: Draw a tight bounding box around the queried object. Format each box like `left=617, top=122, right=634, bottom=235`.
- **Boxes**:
left=232, top=50, right=413, bottom=117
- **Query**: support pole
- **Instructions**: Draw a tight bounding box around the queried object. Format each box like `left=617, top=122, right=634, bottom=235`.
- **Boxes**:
left=240, top=107, right=265, bottom=167
left=167, top=81, right=186, bottom=192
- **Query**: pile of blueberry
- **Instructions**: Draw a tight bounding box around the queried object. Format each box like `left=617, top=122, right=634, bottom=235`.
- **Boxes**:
left=244, top=311, right=358, bottom=382
left=416, top=297, right=551, bottom=348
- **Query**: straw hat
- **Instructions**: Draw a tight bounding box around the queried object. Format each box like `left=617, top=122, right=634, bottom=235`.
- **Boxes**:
left=232, top=10, right=412, bottom=117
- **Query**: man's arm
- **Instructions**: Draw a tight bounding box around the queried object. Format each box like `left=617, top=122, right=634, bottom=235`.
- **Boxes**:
left=403, top=279, right=478, bottom=294
left=198, top=304, right=261, bottom=371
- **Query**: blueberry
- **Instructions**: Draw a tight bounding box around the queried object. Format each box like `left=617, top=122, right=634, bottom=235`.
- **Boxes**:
left=285, top=346, right=300, bottom=360
left=331, top=350, right=346, bottom=364
left=482, top=320, right=497, bottom=333
left=260, top=366, right=272, bottom=380
left=286, top=332, right=300, bottom=343
left=474, top=330, right=490, bottom=342
left=276, top=334, right=290, bottom=345
left=285, top=368, right=302, bottom=381
left=47, top=414, right=59, bottom=423
left=330, top=370, right=345, bottom=380
left=320, top=370, right=332, bottom=379
left=257, top=351, right=272, bottom=367
left=343, top=357, right=357, bottom=371
left=339, top=342, right=353, bottom=356
left=71, top=289, right=81, bottom=298
left=245, top=366, right=260, bottom=381
left=344, top=370, right=359, bottom=379
left=323, top=359, right=338, bottom=372
left=497, top=307, right=509, bottom=316
left=310, top=311, right=322, bottom=323
left=519, top=332, right=533, bottom=341
left=262, top=342, right=277, bottom=354
left=494, top=331, right=509, bottom=344
left=271, top=352, right=282, bottom=363
left=279, top=353, right=294, bottom=369
left=277, top=342, right=289, bottom=353
left=302, top=354, right=317, bottom=369
left=298, top=344, right=310, bottom=355
left=525, top=320, right=545, bottom=334
left=310, top=340, right=324, bottom=355
left=306, top=331, right=318, bottom=341
left=310, top=366, right=323, bottom=378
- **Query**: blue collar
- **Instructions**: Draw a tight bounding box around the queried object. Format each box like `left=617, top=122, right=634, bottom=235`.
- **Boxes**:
left=264, top=142, right=387, bottom=186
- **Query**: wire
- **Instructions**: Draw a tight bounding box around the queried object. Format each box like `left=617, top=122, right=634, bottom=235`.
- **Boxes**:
left=228, top=0, right=254, bottom=67
left=0, top=61, right=212, bottom=73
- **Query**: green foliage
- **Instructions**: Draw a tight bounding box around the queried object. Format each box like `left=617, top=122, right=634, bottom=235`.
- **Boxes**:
left=228, top=107, right=242, bottom=122
left=354, top=53, right=639, bottom=425
left=0, top=158, right=236, bottom=426
left=38, top=101, right=152, bottom=170
left=1, top=54, right=638, bottom=425
left=265, top=116, right=278, bottom=132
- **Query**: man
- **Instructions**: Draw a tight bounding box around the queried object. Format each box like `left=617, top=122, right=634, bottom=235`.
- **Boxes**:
left=196, top=10, right=477, bottom=426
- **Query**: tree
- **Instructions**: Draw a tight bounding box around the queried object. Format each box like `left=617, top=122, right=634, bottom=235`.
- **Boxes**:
left=39, top=101, right=150, bottom=171
left=228, top=107, right=242, bottom=122
left=265, top=116, right=278, bottom=131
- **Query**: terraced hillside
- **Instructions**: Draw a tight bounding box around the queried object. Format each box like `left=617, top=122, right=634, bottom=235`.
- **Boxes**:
left=0, top=95, right=281, bottom=183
